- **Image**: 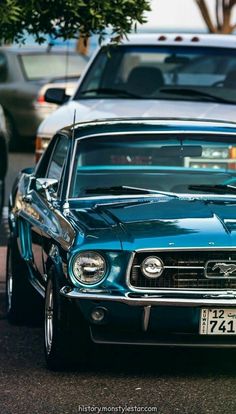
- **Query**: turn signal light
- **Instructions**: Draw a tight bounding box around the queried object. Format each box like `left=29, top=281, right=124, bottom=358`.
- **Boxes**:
left=229, top=147, right=236, bottom=170
left=35, top=136, right=50, bottom=163
left=230, top=147, right=236, bottom=159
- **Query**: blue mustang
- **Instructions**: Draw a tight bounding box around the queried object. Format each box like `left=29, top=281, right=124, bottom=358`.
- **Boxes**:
left=6, top=118, right=236, bottom=369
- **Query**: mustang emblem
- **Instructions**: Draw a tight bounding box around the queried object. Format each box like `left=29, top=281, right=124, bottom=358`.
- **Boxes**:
left=212, top=263, right=236, bottom=277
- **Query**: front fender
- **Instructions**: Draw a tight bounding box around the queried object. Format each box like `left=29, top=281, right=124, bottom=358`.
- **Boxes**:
left=45, top=243, right=70, bottom=288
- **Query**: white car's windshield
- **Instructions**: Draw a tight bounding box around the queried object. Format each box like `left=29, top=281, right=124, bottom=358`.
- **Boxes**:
left=76, top=45, right=236, bottom=103
left=69, top=133, right=236, bottom=198
left=20, top=53, right=88, bottom=81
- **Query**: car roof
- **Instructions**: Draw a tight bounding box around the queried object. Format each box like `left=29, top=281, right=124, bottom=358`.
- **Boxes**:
left=107, top=33, right=236, bottom=49
left=60, top=117, right=236, bottom=139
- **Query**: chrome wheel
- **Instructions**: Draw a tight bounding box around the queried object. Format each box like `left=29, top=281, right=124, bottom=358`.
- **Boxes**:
left=45, top=279, right=54, bottom=355
left=6, top=249, right=13, bottom=313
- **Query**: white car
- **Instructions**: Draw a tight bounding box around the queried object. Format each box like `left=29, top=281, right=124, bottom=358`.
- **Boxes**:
left=36, top=33, right=236, bottom=160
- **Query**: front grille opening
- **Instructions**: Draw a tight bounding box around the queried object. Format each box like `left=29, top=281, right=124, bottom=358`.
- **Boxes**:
left=129, top=251, right=236, bottom=290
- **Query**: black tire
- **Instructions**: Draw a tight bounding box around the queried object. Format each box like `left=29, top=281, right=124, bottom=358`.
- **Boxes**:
left=0, top=133, right=7, bottom=178
left=6, top=237, right=43, bottom=325
left=0, top=179, right=4, bottom=220
left=44, top=268, right=90, bottom=370
left=0, top=132, right=7, bottom=219
left=5, top=113, right=19, bottom=152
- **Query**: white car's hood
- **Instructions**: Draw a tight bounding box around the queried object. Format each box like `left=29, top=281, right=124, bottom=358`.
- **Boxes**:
left=38, top=99, right=236, bottom=136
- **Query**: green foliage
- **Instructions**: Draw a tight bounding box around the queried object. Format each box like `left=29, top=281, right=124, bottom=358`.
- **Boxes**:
left=0, top=0, right=151, bottom=44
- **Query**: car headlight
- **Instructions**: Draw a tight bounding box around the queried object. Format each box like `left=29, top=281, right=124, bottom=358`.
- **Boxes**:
left=72, top=251, right=106, bottom=284
left=202, top=147, right=229, bottom=159
left=141, top=256, right=164, bottom=278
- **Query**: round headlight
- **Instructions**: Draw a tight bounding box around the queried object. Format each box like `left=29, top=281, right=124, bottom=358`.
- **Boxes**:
left=141, top=256, right=164, bottom=278
left=72, top=252, right=106, bottom=284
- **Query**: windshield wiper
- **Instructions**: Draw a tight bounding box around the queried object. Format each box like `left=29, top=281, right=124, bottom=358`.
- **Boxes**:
left=159, top=87, right=234, bottom=104
left=188, top=184, right=236, bottom=194
left=79, top=87, right=143, bottom=99
left=84, top=185, right=178, bottom=197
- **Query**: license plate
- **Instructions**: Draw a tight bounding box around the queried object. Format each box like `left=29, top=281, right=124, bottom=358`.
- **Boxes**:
left=200, top=308, right=236, bottom=335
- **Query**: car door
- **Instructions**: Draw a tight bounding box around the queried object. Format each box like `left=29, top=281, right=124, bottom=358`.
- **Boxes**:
left=18, top=134, right=68, bottom=290
left=39, top=134, right=69, bottom=279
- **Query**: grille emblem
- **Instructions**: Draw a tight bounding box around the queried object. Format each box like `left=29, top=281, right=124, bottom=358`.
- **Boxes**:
left=205, top=260, right=236, bottom=279
left=212, top=263, right=236, bottom=277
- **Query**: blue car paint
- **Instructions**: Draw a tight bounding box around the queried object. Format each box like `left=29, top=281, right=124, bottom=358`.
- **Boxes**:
left=9, top=119, right=236, bottom=346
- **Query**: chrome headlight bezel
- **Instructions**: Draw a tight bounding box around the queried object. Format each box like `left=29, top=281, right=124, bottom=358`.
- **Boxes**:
left=72, top=251, right=107, bottom=285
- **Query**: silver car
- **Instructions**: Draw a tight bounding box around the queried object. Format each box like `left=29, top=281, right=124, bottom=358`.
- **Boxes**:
left=0, top=46, right=89, bottom=149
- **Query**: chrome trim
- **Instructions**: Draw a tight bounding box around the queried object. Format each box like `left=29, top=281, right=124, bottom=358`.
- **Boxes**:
left=134, top=265, right=205, bottom=270
left=69, top=194, right=178, bottom=201
left=205, top=260, right=236, bottom=279
left=132, top=247, right=236, bottom=252
left=65, top=137, right=78, bottom=203
left=60, top=287, right=236, bottom=307
left=68, top=193, right=236, bottom=201
left=73, top=130, right=236, bottom=141
left=45, top=278, right=54, bottom=355
left=142, top=305, right=151, bottom=332
left=126, top=248, right=236, bottom=294
left=141, top=256, right=164, bottom=278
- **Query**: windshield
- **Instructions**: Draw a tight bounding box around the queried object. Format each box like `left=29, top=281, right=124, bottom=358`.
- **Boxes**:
left=20, top=53, right=88, bottom=80
left=75, top=45, right=236, bottom=103
left=69, top=132, right=236, bottom=198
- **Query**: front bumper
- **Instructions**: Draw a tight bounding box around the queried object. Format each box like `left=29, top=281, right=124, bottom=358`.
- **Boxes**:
left=60, top=287, right=236, bottom=307
left=60, top=287, right=236, bottom=347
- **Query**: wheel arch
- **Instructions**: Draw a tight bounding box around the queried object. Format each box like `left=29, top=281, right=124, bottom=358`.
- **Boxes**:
left=45, top=243, right=69, bottom=288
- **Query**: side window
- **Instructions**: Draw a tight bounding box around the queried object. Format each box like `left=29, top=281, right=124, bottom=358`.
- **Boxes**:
left=46, top=135, right=68, bottom=182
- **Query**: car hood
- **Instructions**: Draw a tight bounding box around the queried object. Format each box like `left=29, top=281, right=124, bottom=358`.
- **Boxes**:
left=38, top=98, right=236, bottom=135
left=87, top=196, right=236, bottom=250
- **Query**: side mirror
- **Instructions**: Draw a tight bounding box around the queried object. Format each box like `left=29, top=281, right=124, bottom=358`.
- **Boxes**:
left=36, top=178, right=58, bottom=202
left=44, top=87, right=70, bottom=105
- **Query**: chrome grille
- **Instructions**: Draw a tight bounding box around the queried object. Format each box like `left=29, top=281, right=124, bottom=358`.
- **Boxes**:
left=129, top=251, right=236, bottom=290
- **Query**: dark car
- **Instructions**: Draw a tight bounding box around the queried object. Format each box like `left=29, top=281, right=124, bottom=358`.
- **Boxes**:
left=0, top=106, right=8, bottom=217
left=7, top=118, right=236, bottom=370
left=0, top=46, right=89, bottom=149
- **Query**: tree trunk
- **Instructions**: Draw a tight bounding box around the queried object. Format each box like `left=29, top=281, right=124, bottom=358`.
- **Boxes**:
left=195, top=0, right=236, bottom=34
left=76, top=36, right=89, bottom=55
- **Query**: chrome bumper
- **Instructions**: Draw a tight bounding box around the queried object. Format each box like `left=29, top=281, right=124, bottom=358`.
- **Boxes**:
left=60, top=287, right=236, bottom=307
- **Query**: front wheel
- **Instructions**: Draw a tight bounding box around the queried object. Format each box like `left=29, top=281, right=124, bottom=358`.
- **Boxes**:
left=0, top=180, right=4, bottom=220
left=44, top=270, right=90, bottom=370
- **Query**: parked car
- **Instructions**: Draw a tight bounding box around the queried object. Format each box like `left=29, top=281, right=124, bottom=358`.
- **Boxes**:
left=0, top=105, right=8, bottom=218
left=7, top=118, right=236, bottom=369
left=36, top=33, right=236, bottom=160
left=0, top=46, right=89, bottom=149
